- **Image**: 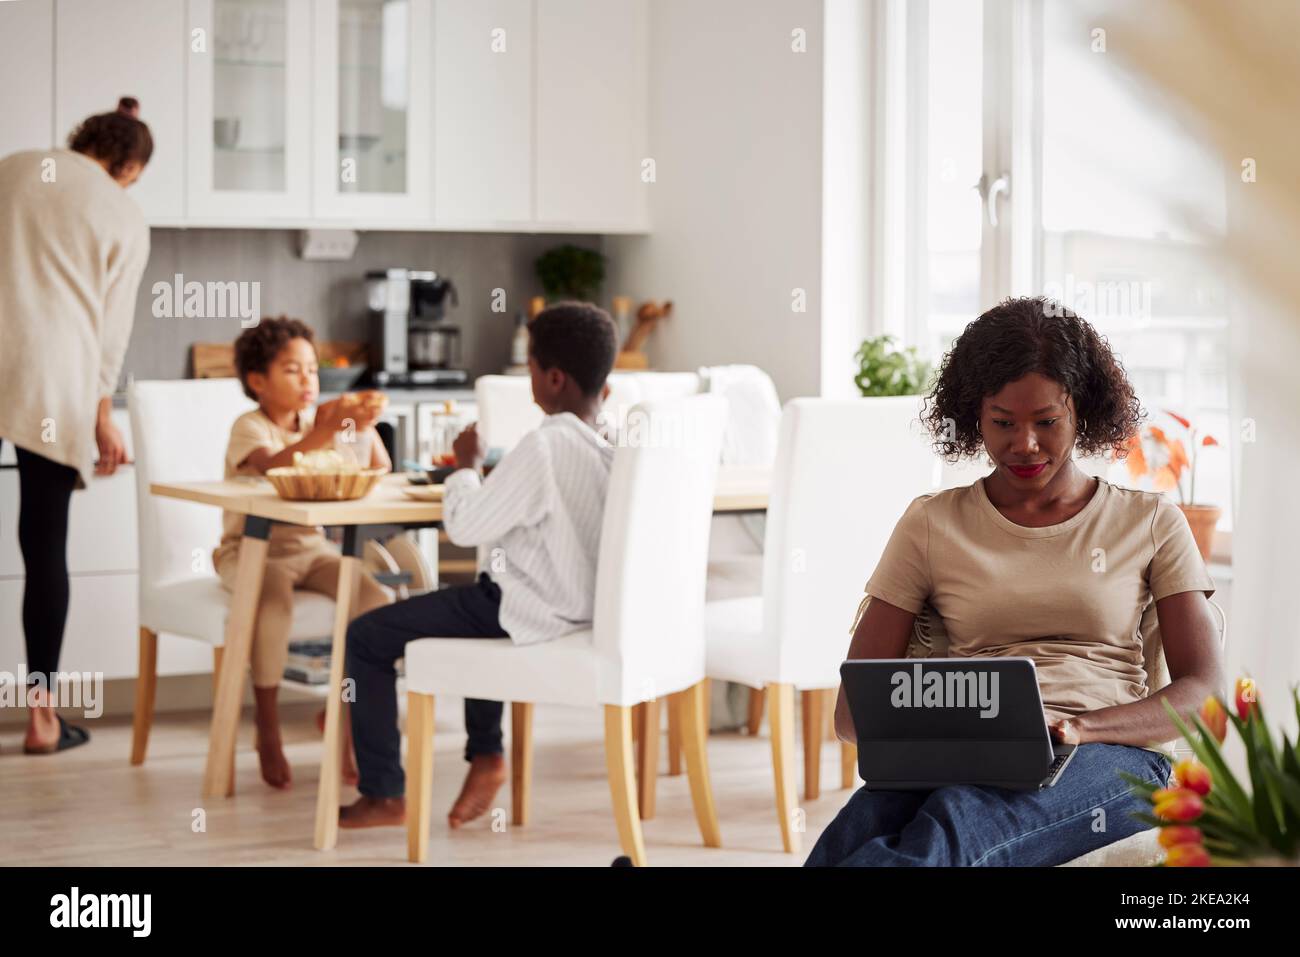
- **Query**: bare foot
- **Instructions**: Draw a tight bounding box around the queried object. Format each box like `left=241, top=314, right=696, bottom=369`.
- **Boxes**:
left=254, top=686, right=292, bottom=790
left=447, top=754, right=507, bottom=829
left=23, top=694, right=61, bottom=751
left=339, top=795, right=406, bottom=829
left=257, top=736, right=293, bottom=789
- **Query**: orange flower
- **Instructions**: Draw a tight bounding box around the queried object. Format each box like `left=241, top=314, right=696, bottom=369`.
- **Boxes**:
left=1164, top=843, right=1211, bottom=867
left=1153, top=789, right=1205, bottom=822
left=1202, top=435, right=1219, bottom=447
left=1123, top=432, right=1147, bottom=481
left=1173, top=758, right=1212, bottom=796
left=1167, top=438, right=1189, bottom=479
left=1200, top=695, right=1228, bottom=742
left=1158, top=825, right=1204, bottom=848
left=1234, top=677, right=1258, bottom=720
left=1163, top=410, right=1192, bottom=429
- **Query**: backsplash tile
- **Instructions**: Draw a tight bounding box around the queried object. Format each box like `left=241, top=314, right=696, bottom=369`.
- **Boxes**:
left=121, top=228, right=604, bottom=387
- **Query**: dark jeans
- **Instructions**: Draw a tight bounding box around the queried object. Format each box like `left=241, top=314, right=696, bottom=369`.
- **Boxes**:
left=1, top=440, right=80, bottom=682
left=346, top=573, right=509, bottom=799
left=805, top=743, right=1172, bottom=866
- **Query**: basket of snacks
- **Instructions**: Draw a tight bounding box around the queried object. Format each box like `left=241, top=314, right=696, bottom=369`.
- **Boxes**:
left=266, top=449, right=386, bottom=501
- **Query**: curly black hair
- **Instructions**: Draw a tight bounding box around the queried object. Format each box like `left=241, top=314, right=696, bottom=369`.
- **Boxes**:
left=920, top=296, right=1144, bottom=462
left=233, top=316, right=316, bottom=400
left=68, top=97, right=153, bottom=178
left=527, top=301, right=618, bottom=397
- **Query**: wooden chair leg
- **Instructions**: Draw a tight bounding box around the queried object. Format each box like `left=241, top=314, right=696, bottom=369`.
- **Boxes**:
left=841, top=739, right=857, bottom=789
left=631, top=701, right=644, bottom=748
left=604, top=705, right=647, bottom=866
left=212, top=646, right=235, bottom=793
left=672, top=681, right=722, bottom=848
left=636, top=698, right=660, bottom=820
left=747, top=685, right=764, bottom=736
left=511, top=702, right=533, bottom=827
left=129, top=627, right=158, bottom=766
left=802, top=688, right=824, bottom=801
left=406, top=692, right=435, bottom=863
left=768, top=682, right=800, bottom=854
left=824, top=688, right=837, bottom=741
left=666, top=704, right=682, bottom=776
left=703, top=677, right=713, bottom=730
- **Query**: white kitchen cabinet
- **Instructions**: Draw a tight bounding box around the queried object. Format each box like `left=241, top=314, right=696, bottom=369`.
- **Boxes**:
left=312, top=0, right=434, bottom=223
left=55, top=0, right=186, bottom=224
left=186, top=0, right=313, bottom=221
left=0, top=411, right=136, bottom=578
left=535, top=0, right=648, bottom=231
left=0, top=0, right=54, bottom=158
left=433, top=0, right=533, bottom=226
left=0, top=574, right=212, bottom=681
left=0, top=471, right=133, bottom=577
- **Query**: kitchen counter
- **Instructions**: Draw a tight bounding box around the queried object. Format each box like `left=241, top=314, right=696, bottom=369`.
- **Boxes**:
left=111, top=383, right=479, bottom=409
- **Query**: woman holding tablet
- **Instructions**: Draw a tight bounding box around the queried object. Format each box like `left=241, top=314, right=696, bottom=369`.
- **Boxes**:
left=809, top=296, right=1221, bottom=866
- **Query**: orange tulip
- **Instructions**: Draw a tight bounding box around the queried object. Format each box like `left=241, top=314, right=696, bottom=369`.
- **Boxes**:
left=1123, top=432, right=1148, bottom=481
left=1158, top=825, right=1203, bottom=848
left=1173, top=759, right=1212, bottom=796
left=1164, top=843, right=1211, bottom=867
left=1153, top=788, right=1204, bottom=822
left=1200, top=695, right=1228, bottom=743
left=1202, top=434, right=1219, bottom=447
left=1163, top=410, right=1192, bottom=429
left=1234, top=677, right=1258, bottom=721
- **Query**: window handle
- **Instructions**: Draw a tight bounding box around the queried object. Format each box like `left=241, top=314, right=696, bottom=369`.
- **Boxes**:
left=976, top=172, right=1011, bottom=228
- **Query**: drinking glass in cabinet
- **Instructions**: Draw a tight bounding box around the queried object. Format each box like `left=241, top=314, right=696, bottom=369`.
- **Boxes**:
left=213, top=0, right=289, bottom=192
left=337, top=0, right=409, bottom=195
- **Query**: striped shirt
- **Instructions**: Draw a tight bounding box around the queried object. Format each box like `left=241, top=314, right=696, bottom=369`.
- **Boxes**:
left=442, top=412, right=615, bottom=645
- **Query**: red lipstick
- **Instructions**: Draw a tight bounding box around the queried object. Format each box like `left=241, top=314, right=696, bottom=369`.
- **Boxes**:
left=1008, top=463, right=1048, bottom=478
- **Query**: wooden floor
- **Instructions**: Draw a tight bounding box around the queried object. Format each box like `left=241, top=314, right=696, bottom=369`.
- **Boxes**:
left=0, top=701, right=850, bottom=866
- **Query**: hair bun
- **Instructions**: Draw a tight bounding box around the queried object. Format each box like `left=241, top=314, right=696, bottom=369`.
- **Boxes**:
left=116, top=96, right=140, bottom=118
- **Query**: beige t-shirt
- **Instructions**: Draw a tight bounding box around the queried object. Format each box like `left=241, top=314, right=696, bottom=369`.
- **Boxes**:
left=864, top=477, right=1216, bottom=724
left=214, top=407, right=327, bottom=562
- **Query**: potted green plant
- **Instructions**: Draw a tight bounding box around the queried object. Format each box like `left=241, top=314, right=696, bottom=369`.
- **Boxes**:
left=534, top=244, right=607, bottom=303
left=1124, top=679, right=1300, bottom=866
left=853, top=334, right=933, bottom=396
left=1121, top=410, right=1221, bottom=560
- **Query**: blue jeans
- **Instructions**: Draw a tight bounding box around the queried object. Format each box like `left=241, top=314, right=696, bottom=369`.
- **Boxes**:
left=805, top=743, right=1171, bottom=866
left=346, top=574, right=509, bottom=799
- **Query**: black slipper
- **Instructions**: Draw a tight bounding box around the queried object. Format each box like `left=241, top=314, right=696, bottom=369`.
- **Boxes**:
left=23, top=716, right=91, bottom=755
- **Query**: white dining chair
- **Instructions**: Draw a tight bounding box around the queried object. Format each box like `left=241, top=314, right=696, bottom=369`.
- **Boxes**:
left=703, top=396, right=935, bottom=853
left=127, top=379, right=337, bottom=778
left=473, top=375, right=543, bottom=453
left=401, top=394, right=728, bottom=866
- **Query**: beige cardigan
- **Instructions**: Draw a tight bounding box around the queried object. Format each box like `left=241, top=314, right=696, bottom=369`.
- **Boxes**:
left=0, top=149, right=149, bottom=488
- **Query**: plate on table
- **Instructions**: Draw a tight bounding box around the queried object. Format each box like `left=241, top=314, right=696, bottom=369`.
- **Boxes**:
left=400, top=484, right=445, bottom=502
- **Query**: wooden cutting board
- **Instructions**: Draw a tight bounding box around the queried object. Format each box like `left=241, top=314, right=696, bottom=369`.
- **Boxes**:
left=191, top=340, right=367, bottom=378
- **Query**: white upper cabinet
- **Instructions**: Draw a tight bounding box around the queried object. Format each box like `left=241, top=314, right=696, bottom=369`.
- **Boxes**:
left=313, top=0, right=434, bottom=222
left=535, top=0, right=648, bottom=231
left=0, top=0, right=54, bottom=158
left=186, top=0, right=313, bottom=221
left=433, top=0, right=533, bottom=227
left=55, top=0, right=186, bottom=224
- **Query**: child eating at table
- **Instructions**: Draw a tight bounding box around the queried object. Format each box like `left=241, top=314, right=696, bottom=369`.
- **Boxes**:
left=214, top=317, right=393, bottom=789
left=339, top=301, right=619, bottom=830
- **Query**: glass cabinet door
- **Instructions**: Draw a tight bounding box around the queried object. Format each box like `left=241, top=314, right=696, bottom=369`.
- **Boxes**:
left=187, top=0, right=311, bottom=219
left=313, top=0, right=432, bottom=221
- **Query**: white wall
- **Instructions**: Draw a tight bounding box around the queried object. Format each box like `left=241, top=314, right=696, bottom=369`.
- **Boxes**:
left=604, top=0, right=825, bottom=401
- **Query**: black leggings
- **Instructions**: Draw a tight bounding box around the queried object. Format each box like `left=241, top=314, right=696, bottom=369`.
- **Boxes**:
left=1, top=441, right=79, bottom=682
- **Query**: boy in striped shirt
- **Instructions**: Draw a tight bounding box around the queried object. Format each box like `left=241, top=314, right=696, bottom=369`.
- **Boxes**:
left=340, top=302, right=619, bottom=829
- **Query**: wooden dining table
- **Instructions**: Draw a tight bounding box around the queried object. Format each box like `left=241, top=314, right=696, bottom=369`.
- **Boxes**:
left=149, top=465, right=771, bottom=850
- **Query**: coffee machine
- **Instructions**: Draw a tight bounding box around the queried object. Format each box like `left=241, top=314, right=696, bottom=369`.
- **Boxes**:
left=366, top=268, right=468, bottom=387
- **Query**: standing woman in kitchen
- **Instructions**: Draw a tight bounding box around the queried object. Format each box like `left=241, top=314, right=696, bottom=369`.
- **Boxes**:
left=0, top=97, right=152, bottom=753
